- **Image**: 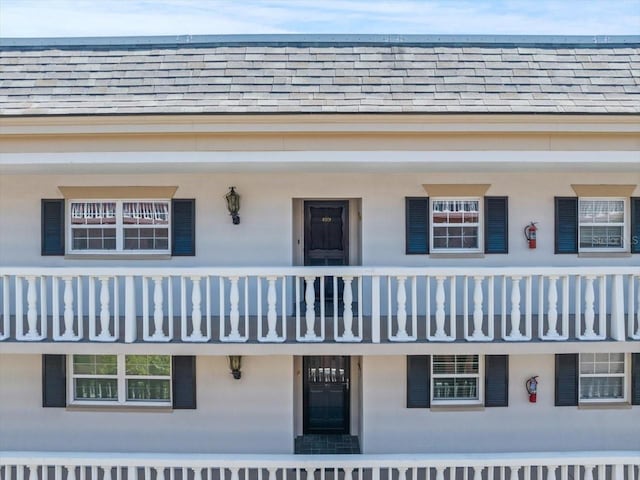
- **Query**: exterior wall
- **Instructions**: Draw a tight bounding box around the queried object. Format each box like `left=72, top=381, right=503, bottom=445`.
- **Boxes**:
left=360, top=354, right=640, bottom=454
left=1, top=171, right=639, bottom=268
left=0, top=354, right=294, bottom=453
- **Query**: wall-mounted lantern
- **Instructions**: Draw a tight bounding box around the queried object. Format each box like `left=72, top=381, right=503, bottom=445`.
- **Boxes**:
left=225, top=186, right=241, bottom=225
left=228, top=355, right=242, bottom=380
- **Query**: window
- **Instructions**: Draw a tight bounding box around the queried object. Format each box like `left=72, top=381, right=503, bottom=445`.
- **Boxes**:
left=431, top=198, right=482, bottom=253
left=432, top=354, right=482, bottom=404
left=578, top=198, right=626, bottom=252
left=579, top=353, right=627, bottom=403
left=70, top=354, right=171, bottom=406
left=69, top=200, right=170, bottom=254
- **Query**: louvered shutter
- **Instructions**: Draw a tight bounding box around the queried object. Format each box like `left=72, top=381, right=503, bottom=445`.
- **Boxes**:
left=171, top=199, right=195, bottom=256
left=405, top=198, right=429, bottom=254
left=555, top=353, right=578, bottom=406
left=172, top=356, right=196, bottom=409
left=407, top=355, right=430, bottom=408
left=631, top=198, right=640, bottom=254
left=42, top=354, right=66, bottom=407
left=555, top=197, right=578, bottom=254
left=484, top=197, right=509, bottom=254
left=41, top=199, right=65, bottom=256
left=485, top=355, right=509, bottom=407
left=632, top=353, right=640, bottom=405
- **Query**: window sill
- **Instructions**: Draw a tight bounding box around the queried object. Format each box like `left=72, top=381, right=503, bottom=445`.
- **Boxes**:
left=65, top=254, right=172, bottom=260
left=66, top=405, right=173, bottom=412
left=430, top=404, right=485, bottom=412
left=578, top=252, right=631, bottom=258
left=429, top=252, right=485, bottom=259
left=578, top=402, right=632, bottom=410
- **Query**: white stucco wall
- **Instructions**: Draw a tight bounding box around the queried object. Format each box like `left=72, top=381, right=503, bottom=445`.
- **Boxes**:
left=360, top=354, right=640, bottom=454
left=0, top=171, right=639, bottom=268
left=0, top=354, right=294, bottom=453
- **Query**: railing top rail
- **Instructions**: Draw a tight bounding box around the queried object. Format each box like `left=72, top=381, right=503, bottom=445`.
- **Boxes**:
left=2, top=266, right=640, bottom=277
left=1, top=451, right=639, bottom=467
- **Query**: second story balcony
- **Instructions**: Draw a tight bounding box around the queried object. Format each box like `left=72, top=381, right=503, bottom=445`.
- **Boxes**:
left=1, top=266, right=639, bottom=351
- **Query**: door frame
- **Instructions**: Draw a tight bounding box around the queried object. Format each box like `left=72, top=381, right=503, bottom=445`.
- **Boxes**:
left=302, top=355, right=351, bottom=435
left=303, top=200, right=350, bottom=267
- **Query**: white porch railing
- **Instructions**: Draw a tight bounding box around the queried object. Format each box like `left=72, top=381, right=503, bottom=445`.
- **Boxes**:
left=0, top=266, right=639, bottom=344
left=0, top=451, right=638, bottom=480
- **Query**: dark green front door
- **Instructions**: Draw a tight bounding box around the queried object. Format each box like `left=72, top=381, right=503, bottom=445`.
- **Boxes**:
left=303, top=356, right=350, bottom=434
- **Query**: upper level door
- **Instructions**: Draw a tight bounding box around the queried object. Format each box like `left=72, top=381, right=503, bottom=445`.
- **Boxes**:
left=304, top=201, right=349, bottom=302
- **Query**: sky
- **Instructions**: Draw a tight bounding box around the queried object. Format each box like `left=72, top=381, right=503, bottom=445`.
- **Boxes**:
left=0, top=0, right=639, bottom=38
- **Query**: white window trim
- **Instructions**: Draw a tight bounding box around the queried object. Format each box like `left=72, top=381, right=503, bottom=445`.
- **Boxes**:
left=578, top=197, right=627, bottom=253
left=67, top=198, right=171, bottom=255
left=578, top=353, right=629, bottom=404
left=430, top=196, right=483, bottom=254
left=431, top=354, right=484, bottom=406
left=68, top=354, right=172, bottom=407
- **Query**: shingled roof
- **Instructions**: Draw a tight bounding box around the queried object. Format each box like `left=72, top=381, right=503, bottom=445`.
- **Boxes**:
left=1, top=35, right=639, bottom=116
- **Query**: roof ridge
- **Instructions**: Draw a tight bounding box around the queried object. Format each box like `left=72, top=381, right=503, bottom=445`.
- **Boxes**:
left=2, top=34, right=640, bottom=50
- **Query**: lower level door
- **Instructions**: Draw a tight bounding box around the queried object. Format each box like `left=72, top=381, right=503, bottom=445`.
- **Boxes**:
left=303, top=356, right=350, bottom=434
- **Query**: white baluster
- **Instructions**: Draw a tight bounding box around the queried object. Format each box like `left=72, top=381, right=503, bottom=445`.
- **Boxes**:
left=395, top=276, right=408, bottom=339
left=155, top=467, right=166, bottom=480
left=151, top=277, right=167, bottom=341
left=190, top=276, right=203, bottom=340
left=434, top=276, right=447, bottom=339
left=230, top=468, right=239, bottom=480
left=228, top=276, right=241, bottom=341
left=471, top=276, right=485, bottom=339
left=98, top=277, right=112, bottom=340
left=546, top=276, right=560, bottom=338
left=546, top=466, right=557, bottom=480
left=66, top=466, right=76, bottom=480
left=584, top=276, right=596, bottom=338
left=341, top=276, right=355, bottom=341
left=508, top=276, right=523, bottom=339
left=583, top=465, right=594, bottom=480
left=511, top=466, right=520, bottom=480
left=397, top=468, right=408, bottom=480
left=473, top=467, right=483, bottom=480
left=303, top=276, right=318, bottom=340
left=103, top=467, right=112, bottom=480
left=436, top=467, right=445, bottom=480
left=25, top=276, right=39, bottom=339
left=193, top=468, right=202, bottom=480
left=265, top=276, right=279, bottom=341
left=62, top=277, right=75, bottom=339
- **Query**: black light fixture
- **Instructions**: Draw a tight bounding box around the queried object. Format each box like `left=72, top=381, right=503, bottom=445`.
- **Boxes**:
left=228, top=355, right=242, bottom=380
left=225, top=186, right=241, bottom=225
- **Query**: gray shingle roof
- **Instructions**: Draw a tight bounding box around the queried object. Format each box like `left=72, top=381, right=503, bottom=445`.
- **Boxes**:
left=1, top=35, right=639, bottom=116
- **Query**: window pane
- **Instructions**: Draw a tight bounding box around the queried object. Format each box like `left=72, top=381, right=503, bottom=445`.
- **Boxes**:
left=579, top=226, right=623, bottom=249
left=433, top=378, right=479, bottom=400
left=73, top=355, right=117, bottom=375
left=580, top=377, right=624, bottom=400
left=432, top=199, right=479, bottom=250
left=74, top=378, right=118, bottom=400
left=72, top=228, right=116, bottom=250
left=126, top=379, right=171, bottom=402
left=125, top=355, right=170, bottom=376
left=123, top=227, right=170, bottom=250
left=71, top=202, right=117, bottom=225
left=123, top=202, right=170, bottom=225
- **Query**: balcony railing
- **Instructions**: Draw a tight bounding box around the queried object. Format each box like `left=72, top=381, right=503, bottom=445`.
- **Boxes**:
left=1, top=451, right=638, bottom=480
left=1, top=266, right=639, bottom=344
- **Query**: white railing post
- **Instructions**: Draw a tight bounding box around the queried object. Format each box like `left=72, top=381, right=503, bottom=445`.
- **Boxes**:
left=391, top=276, right=414, bottom=341
left=371, top=275, right=381, bottom=343
left=299, top=276, right=321, bottom=342
left=0, top=275, right=8, bottom=340
left=60, top=277, right=80, bottom=341
left=468, top=276, right=490, bottom=341
left=337, top=276, right=356, bottom=342
left=259, top=276, right=285, bottom=342
left=124, top=275, right=136, bottom=343
left=97, top=276, right=115, bottom=341
left=609, top=274, right=625, bottom=341
left=505, top=276, right=525, bottom=341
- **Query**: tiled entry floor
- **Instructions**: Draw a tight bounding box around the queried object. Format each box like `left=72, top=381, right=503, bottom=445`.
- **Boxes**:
left=295, top=435, right=361, bottom=454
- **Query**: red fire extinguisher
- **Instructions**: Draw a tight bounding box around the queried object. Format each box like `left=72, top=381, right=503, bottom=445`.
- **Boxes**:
left=526, top=376, right=539, bottom=403
left=524, top=222, right=538, bottom=249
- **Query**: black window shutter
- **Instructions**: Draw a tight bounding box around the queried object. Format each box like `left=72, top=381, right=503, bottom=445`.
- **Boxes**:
left=632, top=353, right=640, bottom=406
left=172, top=356, right=196, bottom=409
left=484, top=197, right=509, bottom=254
left=407, top=355, right=430, bottom=408
left=42, top=354, right=66, bottom=407
left=41, top=199, right=65, bottom=256
left=405, top=197, right=429, bottom=254
left=554, top=197, right=578, bottom=254
left=555, top=353, right=578, bottom=406
left=485, top=355, right=509, bottom=407
left=172, top=199, right=195, bottom=256
left=631, top=198, right=640, bottom=254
